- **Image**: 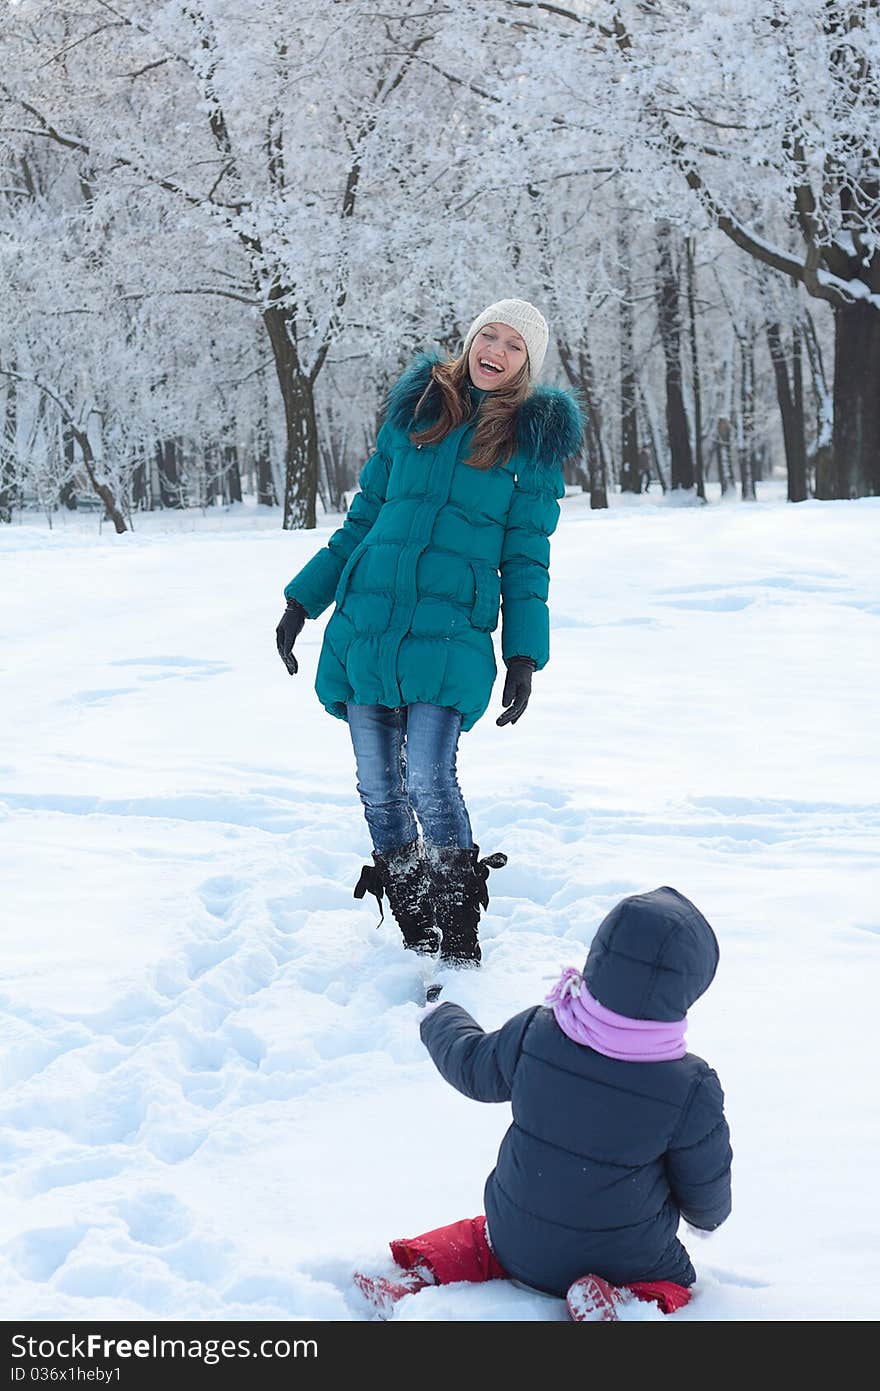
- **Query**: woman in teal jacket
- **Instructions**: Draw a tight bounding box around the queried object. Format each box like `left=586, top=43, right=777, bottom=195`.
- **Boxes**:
left=276, top=299, right=582, bottom=966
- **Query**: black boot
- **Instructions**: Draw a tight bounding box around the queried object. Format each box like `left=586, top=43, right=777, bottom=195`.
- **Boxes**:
left=428, top=844, right=507, bottom=967
left=353, top=840, right=440, bottom=955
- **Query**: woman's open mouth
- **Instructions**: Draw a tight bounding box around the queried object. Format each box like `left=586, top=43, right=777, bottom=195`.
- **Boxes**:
left=477, top=358, right=505, bottom=379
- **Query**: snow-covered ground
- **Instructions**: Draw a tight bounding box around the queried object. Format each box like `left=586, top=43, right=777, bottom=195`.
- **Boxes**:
left=2, top=481, right=878, bottom=1321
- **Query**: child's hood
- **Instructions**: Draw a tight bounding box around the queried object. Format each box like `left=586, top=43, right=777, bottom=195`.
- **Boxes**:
left=583, top=886, right=719, bottom=1023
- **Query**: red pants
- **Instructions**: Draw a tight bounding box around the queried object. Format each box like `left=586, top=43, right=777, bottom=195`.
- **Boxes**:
left=390, top=1216, right=691, bottom=1315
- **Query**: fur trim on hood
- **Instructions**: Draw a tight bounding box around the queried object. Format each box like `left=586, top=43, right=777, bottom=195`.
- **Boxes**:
left=383, top=352, right=583, bottom=471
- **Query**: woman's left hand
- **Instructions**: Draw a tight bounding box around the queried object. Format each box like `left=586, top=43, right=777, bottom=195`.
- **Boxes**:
left=496, top=657, right=536, bottom=727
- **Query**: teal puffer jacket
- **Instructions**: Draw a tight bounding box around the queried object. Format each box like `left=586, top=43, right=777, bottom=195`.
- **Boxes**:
left=285, top=354, right=583, bottom=731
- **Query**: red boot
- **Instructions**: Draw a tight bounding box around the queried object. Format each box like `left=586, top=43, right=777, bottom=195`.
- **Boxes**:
left=353, top=1265, right=434, bottom=1319
left=566, top=1273, right=626, bottom=1322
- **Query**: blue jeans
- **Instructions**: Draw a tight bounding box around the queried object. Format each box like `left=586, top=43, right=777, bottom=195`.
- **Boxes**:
left=347, top=702, right=473, bottom=854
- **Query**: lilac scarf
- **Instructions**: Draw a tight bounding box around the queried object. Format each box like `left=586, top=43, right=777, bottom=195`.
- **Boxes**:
left=545, top=968, right=687, bottom=1062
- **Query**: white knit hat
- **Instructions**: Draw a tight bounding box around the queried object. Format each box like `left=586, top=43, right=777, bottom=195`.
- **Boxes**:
left=461, top=298, right=550, bottom=378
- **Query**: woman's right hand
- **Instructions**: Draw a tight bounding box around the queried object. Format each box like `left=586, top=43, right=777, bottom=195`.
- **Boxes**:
left=276, top=598, right=307, bottom=675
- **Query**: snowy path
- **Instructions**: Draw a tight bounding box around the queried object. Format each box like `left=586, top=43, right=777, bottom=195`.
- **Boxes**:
left=2, top=490, right=878, bottom=1320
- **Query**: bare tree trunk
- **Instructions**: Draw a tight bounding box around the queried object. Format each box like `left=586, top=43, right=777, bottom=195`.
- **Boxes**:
left=746, top=341, right=762, bottom=483
left=718, top=336, right=737, bottom=495
left=685, top=238, right=706, bottom=500
left=580, top=345, right=609, bottom=509
left=639, top=383, right=668, bottom=494
left=737, top=340, right=755, bottom=500
left=318, top=396, right=350, bottom=513
left=0, top=369, right=15, bottom=523
left=823, top=302, right=880, bottom=499
left=61, top=427, right=79, bottom=509
left=557, top=336, right=606, bottom=508
left=205, top=447, right=222, bottom=507
left=157, top=439, right=184, bottom=508
left=803, top=309, right=832, bottom=497
left=130, top=455, right=149, bottom=510
left=256, top=410, right=277, bottom=507
left=263, top=299, right=319, bottom=529
left=224, top=444, right=242, bottom=503
left=792, top=320, right=806, bottom=500
left=656, top=222, right=695, bottom=490
left=0, top=375, right=14, bottom=523
left=716, top=417, right=735, bottom=496
left=812, top=445, right=833, bottom=499
left=75, top=425, right=126, bottom=531
left=618, top=226, right=640, bottom=493
left=766, top=320, right=808, bottom=502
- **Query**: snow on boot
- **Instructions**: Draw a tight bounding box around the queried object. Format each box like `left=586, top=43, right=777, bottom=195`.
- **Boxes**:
left=566, top=1274, right=627, bottom=1322
left=428, top=845, right=507, bottom=967
left=353, top=840, right=440, bottom=955
left=352, top=1264, right=434, bottom=1319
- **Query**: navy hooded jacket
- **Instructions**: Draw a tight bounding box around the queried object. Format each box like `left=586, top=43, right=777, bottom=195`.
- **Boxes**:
left=420, top=887, right=732, bottom=1295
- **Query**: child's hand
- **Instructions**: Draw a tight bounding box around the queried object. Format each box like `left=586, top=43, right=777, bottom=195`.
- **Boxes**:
left=416, top=982, right=444, bottom=1024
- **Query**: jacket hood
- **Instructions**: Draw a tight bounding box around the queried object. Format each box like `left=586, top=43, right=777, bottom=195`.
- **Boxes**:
left=384, top=351, right=583, bottom=471
left=583, top=887, right=719, bottom=1022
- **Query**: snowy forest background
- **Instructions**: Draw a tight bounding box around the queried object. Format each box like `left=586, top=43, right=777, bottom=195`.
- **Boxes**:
left=2, top=0, right=879, bottom=534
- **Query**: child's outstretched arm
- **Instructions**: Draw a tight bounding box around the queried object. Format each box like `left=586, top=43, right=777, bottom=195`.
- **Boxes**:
left=664, top=1069, right=733, bottom=1231
left=419, top=1003, right=538, bottom=1103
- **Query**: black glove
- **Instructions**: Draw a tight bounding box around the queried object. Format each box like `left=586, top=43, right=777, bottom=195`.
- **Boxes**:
left=275, top=598, right=307, bottom=675
left=496, top=656, right=536, bottom=727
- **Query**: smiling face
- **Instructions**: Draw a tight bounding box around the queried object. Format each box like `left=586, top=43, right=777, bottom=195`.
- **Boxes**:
left=467, top=322, right=529, bottom=390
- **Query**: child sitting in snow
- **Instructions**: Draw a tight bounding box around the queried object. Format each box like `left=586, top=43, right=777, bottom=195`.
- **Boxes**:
left=355, top=886, right=732, bottom=1321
